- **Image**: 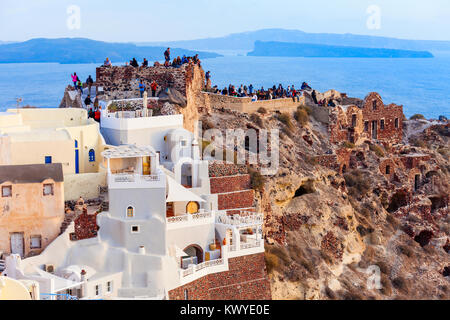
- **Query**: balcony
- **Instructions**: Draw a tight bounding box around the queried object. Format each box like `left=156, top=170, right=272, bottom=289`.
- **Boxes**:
left=179, top=258, right=227, bottom=285
left=166, top=211, right=215, bottom=230
left=215, top=210, right=263, bottom=227
left=108, top=172, right=164, bottom=189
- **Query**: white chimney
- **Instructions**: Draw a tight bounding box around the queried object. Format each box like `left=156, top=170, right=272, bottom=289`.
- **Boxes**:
left=139, top=246, right=146, bottom=255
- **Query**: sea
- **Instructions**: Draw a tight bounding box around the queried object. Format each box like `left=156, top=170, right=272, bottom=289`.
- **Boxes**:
left=0, top=55, right=449, bottom=119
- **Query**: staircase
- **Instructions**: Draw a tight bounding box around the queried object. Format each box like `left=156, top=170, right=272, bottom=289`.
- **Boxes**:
left=99, top=186, right=109, bottom=212
left=0, top=259, right=5, bottom=273
left=60, top=211, right=79, bottom=235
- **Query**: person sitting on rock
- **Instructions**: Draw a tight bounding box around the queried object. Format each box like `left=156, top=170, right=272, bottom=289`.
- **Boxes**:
left=142, top=58, right=148, bottom=67
left=104, top=57, right=112, bottom=66
left=130, top=58, right=139, bottom=68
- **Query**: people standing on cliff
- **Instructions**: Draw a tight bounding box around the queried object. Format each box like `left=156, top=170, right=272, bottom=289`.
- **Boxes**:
left=94, top=108, right=101, bottom=123
left=139, top=80, right=146, bottom=98
left=104, top=57, right=112, bottom=66
left=76, top=79, right=83, bottom=94
left=301, top=82, right=312, bottom=91
left=205, top=71, right=211, bottom=90
left=249, top=84, right=254, bottom=95
left=86, top=75, right=94, bottom=95
left=312, top=90, right=318, bottom=105
left=150, top=80, right=158, bottom=97
left=164, top=48, right=171, bottom=64
left=142, top=58, right=148, bottom=67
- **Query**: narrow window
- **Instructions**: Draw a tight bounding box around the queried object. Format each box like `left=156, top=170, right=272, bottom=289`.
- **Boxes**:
left=372, top=100, right=377, bottom=110
left=131, top=225, right=140, bottom=233
left=45, top=156, right=52, bottom=164
left=395, top=118, right=399, bottom=129
left=351, top=114, right=357, bottom=128
left=181, top=140, right=187, bottom=147
left=30, top=235, right=42, bottom=249
left=184, top=289, right=189, bottom=300
left=89, top=149, right=95, bottom=162
left=107, top=281, right=112, bottom=293
left=380, top=119, right=385, bottom=130
left=43, top=184, right=54, bottom=196
left=364, top=121, right=369, bottom=132
left=95, top=285, right=101, bottom=296
left=386, top=165, right=390, bottom=175
left=2, top=185, right=12, bottom=197
left=127, top=206, right=134, bottom=218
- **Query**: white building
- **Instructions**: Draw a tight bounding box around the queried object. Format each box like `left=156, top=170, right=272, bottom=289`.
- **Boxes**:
left=2, top=114, right=264, bottom=300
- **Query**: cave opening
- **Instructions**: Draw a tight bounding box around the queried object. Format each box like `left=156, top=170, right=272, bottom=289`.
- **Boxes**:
left=387, top=190, right=409, bottom=213
left=294, top=180, right=316, bottom=198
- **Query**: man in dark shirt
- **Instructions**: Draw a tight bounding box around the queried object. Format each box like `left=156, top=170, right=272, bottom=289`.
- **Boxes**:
left=84, top=95, right=92, bottom=108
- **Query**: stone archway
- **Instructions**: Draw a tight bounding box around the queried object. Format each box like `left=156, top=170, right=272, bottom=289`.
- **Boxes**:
left=183, top=244, right=204, bottom=264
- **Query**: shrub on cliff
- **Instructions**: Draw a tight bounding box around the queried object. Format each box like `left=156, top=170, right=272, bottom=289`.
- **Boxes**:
left=202, top=119, right=215, bottom=130
left=277, top=112, right=293, bottom=130
left=410, top=114, right=426, bottom=120
left=369, top=144, right=385, bottom=157
left=342, top=141, right=355, bottom=149
left=344, top=170, right=371, bottom=197
left=294, top=105, right=311, bottom=126
left=264, top=252, right=279, bottom=274
left=249, top=168, right=266, bottom=192
left=250, top=113, right=264, bottom=128
left=257, top=107, right=267, bottom=114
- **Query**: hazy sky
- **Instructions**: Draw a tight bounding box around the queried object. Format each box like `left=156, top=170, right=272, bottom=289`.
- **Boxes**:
left=1, top=0, right=450, bottom=42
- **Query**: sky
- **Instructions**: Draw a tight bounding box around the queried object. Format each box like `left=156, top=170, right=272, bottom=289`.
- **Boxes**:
left=1, top=0, right=450, bottom=42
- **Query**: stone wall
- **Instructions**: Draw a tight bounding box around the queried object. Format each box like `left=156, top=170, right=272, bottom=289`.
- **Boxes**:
left=168, top=253, right=271, bottom=300
left=73, top=211, right=99, bottom=241
left=203, top=92, right=304, bottom=114
left=210, top=175, right=251, bottom=194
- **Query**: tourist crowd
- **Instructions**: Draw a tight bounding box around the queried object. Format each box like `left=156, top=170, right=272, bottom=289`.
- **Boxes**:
left=207, top=82, right=314, bottom=102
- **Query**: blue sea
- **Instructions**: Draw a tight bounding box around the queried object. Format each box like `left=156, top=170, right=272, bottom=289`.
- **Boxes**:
left=0, top=56, right=449, bottom=119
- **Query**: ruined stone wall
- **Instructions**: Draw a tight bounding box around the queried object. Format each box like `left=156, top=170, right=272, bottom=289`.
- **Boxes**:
left=73, top=211, right=99, bottom=240
left=361, top=92, right=403, bottom=143
left=329, top=105, right=364, bottom=144
left=168, top=253, right=271, bottom=300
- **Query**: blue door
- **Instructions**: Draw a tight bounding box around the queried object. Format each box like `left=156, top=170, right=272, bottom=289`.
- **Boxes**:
left=75, top=140, right=79, bottom=174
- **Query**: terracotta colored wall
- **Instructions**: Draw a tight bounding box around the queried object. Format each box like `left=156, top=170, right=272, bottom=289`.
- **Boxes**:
left=0, top=180, right=65, bottom=256
left=169, top=253, right=271, bottom=300
left=210, top=175, right=251, bottom=194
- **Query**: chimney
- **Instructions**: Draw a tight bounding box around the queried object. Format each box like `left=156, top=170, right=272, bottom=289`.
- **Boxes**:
left=139, top=246, right=146, bottom=255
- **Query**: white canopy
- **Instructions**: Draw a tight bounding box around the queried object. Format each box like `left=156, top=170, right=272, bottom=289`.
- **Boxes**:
left=166, top=175, right=205, bottom=203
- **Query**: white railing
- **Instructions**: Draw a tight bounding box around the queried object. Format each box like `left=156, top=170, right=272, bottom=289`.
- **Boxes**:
left=181, top=258, right=225, bottom=278
left=166, top=211, right=213, bottom=225
left=112, top=173, right=160, bottom=183
left=216, top=211, right=263, bottom=226
left=240, top=240, right=261, bottom=250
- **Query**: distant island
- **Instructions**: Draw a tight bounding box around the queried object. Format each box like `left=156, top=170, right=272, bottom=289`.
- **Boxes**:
left=248, top=41, right=434, bottom=58
left=0, top=38, right=222, bottom=64
left=142, top=28, right=450, bottom=54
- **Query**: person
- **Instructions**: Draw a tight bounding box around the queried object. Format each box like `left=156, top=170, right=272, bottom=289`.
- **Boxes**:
left=205, top=71, right=211, bottom=90
left=86, top=75, right=94, bottom=95
left=88, top=108, right=95, bottom=119
left=252, top=94, right=258, bottom=102
left=84, top=95, right=92, bottom=108
left=249, top=84, right=254, bottom=95
left=164, top=48, right=171, bottom=64
left=181, top=55, right=188, bottom=64
left=150, top=80, right=158, bottom=97
left=301, top=82, right=312, bottom=90
left=142, top=58, right=148, bottom=67
left=76, top=79, right=83, bottom=94
left=139, top=80, right=146, bottom=98
left=94, top=108, right=101, bottom=123
left=71, top=73, right=78, bottom=87
left=312, top=90, right=318, bottom=105
left=130, top=58, right=139, bottom=68
left=104, top=57, right=112, bottom=66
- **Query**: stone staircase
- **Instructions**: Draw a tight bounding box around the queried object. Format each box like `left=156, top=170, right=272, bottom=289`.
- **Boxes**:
left=99, top=186, right=109, bottom=212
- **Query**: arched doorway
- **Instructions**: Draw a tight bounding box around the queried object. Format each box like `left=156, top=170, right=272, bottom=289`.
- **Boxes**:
left=182, top=244, right=204, bottom=266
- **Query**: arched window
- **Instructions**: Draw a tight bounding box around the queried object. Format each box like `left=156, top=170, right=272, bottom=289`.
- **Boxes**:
left=89, top=149, right=95, bottom=162
left=127, top=206, right=134, bottom=218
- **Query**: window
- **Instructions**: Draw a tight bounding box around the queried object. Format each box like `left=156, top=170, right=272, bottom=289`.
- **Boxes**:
left=386, top=165, right=391, bottom=175
left=380, top=119, right=385, bottom=130
left=131, top=225, right=140, bottom=233
left=181, top=140, right=187, bottom=147
left=364, top=121, right=369, bottom=132
left=127, top=206, right=134, bottom=218
left=395, top=118, right=399, bottom=129
left=95, top=284, right=101, bottom=296
left=89, top=149, right=95, bottom=162
left=372, top=100, right=377, bottom=110
left=45, top=156, right=52, bottom=164
left=30, top=235, right=42, bottom=249
left=351, top=114, right=357, bottom=128
left=184, top=289, right=189, bottom=300
left=2, top=186, right=12, bottom=198
left=43, top=184, right=54, bottom=196
left=106, top=281, right=112, bottom=293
